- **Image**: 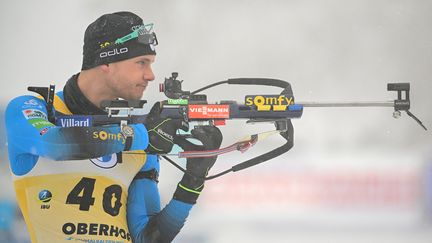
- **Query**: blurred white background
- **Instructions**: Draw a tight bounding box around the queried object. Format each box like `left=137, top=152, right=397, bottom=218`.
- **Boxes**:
left=0, top=0, right=431, bottom=242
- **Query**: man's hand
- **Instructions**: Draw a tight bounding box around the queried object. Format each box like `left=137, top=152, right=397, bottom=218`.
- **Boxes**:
left=173, top=125, right=223, bottom=204
left=144, top=102, right=188, bottom=154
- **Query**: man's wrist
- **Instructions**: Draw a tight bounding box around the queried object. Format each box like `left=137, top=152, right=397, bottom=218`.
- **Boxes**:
left=178, top=183, right=202, bottom=194
left=120, top=123, right=134, bottom=151
left=173, top=183, right=202, bottom=204
left=128, top=124, right=149, bottom=151
left=173, top=174, right=205, bottom=204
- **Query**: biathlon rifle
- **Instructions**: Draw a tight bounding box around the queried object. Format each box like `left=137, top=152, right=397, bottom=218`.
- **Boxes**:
left=28, top=72, right=427, bottom=180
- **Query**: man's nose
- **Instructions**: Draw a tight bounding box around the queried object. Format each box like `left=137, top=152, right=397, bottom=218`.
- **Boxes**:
left=144, top=68, right=155, bottom=82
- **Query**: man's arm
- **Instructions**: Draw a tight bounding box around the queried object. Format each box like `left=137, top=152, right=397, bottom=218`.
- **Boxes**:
left=127, top=155, right=193, bottom=243
left=127, top=126, right=223, bottom=243
left=5, top=95, right=148, bottom=175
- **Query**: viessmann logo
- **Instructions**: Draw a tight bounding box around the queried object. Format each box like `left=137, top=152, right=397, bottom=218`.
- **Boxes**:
left=188, top=105, right=230, bottom=119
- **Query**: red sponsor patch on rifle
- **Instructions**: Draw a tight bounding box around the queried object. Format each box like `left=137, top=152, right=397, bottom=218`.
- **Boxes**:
left=188, top=104, right=230, bottom=119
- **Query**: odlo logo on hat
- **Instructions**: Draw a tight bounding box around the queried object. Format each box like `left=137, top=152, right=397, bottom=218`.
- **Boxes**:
left=99, top=47, right=129, bottom=58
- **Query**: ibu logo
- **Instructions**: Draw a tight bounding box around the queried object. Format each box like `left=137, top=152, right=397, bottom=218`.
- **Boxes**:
left=38, top=190, right=52, bottom=203
left=56, top=116, right=92, bottom=127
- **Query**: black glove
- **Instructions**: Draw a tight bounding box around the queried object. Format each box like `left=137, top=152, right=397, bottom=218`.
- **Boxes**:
left=173, top=125, right=223, bottom=204
left=144, top=102, right=188, bottom=154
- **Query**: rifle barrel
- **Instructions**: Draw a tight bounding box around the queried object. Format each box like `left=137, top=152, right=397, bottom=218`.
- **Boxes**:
left=297, top=101, right=394, bottom=108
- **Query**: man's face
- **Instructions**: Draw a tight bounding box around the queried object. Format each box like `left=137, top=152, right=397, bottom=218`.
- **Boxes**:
left=106, top=55, right=156, bottom=100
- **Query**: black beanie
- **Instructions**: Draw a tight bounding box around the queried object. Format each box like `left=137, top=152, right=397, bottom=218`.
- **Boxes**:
left=81, top=11, right=157, bottom=70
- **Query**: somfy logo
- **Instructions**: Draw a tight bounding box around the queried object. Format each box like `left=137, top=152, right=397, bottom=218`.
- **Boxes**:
left=100, top=47, right=128, bottom=58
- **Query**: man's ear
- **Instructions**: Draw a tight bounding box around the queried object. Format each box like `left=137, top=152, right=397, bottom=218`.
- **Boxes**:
left=99, top=64, right=110, bottom=73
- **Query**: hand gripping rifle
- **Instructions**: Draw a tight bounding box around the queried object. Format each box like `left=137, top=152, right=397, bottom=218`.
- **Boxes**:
left=28, top=73, right=427, bottom=180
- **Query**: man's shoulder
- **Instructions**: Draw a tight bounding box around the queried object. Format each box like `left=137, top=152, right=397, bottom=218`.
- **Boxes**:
left=8, top=88, right=65, bottom=103
left=55, top=90, right=65, bottom=101
left=6, top=90, right=71, bottom=117
left=53, top=91, right=73, bottom=115
left=5, top=95, right=47, bottom=122
left=7, top=95, right=46, bottom=111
